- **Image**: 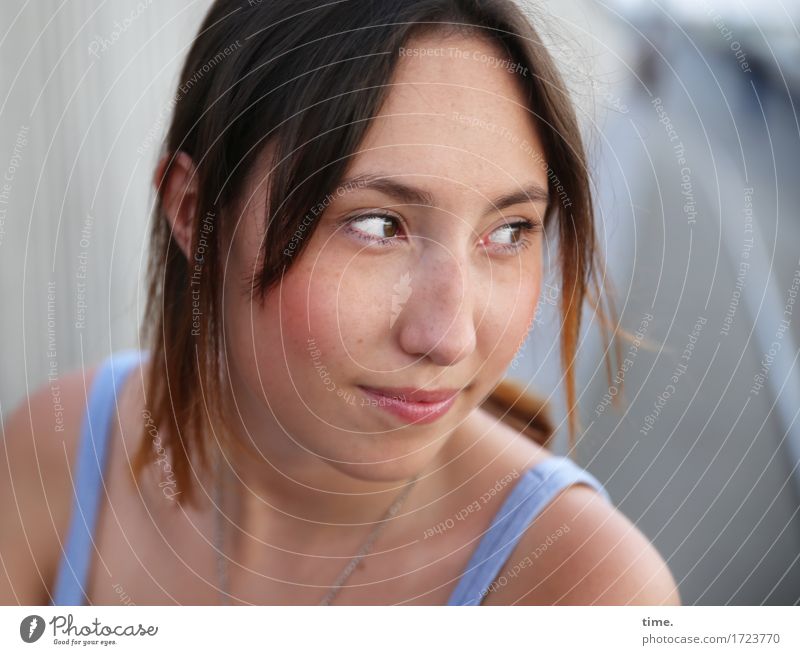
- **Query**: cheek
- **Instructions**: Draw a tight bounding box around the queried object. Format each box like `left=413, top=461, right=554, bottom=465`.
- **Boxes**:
left=477, top=268, right=541, bottom=370
left=268, top=262, right=368, bottom=395
left=287, top=253, right=397, bottom=367
left=224, top=267, right=343, bottom=417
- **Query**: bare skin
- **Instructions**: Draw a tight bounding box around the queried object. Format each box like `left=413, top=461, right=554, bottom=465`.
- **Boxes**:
left=1, top=355, right=679, bottom=605
left=0, top=31, right=680, bottom=606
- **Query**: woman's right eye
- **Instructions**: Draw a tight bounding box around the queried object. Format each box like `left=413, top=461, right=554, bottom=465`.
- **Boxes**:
left=341, top=212, right=405, bottom=247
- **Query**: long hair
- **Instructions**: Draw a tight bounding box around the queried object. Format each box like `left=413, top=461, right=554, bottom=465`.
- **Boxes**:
left=134, top=0, right=625, bottom=507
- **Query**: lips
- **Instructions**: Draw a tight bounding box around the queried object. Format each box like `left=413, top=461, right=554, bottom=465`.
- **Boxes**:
left=358, top=386, right=460, bottom=403
left=357, top=385, right=461, bottom=424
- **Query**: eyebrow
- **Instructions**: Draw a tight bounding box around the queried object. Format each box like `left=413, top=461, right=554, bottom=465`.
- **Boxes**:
left=335, top=173, right=550, bottom=217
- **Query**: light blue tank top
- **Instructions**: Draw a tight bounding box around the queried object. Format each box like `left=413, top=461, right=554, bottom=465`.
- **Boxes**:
left=51, top=350, right=611, bottom=606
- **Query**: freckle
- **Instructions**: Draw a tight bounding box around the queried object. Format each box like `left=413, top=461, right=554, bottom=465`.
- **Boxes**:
left=357, top=338, right=363, bottom=344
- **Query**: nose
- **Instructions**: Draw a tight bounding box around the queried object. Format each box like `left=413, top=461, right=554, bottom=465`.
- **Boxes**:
left=395, top=250, right=477, bottom=367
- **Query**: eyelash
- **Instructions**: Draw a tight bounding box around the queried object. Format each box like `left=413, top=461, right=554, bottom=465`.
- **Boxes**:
left=340, top=211, right=542, bottom=254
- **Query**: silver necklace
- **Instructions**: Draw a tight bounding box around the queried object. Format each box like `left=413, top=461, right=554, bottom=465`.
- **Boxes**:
left=212, top=450, right=421, bottom=605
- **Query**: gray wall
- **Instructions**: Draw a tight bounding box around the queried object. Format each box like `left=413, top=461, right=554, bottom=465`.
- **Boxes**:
left=515, top=1, right=800, bottom=604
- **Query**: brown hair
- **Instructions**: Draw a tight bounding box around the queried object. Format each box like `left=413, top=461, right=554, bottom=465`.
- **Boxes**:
left=134, top=0, right=625, bottom=507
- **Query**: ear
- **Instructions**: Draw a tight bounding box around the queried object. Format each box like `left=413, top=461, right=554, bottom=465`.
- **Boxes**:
left=154, top=151, right=199, bottom=260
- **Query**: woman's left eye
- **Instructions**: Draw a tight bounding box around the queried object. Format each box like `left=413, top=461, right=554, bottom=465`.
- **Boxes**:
left=340, top=212, right=542, bottom=253
left=484, top=219, right=542, bottom=254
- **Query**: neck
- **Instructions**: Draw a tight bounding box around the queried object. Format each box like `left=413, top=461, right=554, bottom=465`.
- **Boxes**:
left=200, top=399, right=471, bottom=552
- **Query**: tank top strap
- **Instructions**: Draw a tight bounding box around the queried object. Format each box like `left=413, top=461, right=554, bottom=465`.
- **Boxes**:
left=446, top=455, right=611, bottom=606
left=51, top=349, right=146, bottom=605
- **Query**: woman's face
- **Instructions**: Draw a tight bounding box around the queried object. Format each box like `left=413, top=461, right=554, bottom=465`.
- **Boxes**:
left=222, top=33, right=549, bottom=481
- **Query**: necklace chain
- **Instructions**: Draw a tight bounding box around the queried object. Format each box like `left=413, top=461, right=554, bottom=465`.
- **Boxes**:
left=212, top=450, right=421, bottom=605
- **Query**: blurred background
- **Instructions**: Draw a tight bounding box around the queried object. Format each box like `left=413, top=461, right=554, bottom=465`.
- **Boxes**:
left=1, top=0, right=798, bottom=604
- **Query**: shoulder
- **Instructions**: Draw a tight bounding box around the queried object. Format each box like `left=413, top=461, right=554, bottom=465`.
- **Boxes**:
left=0, top=361, right=101, bottom=603
left=483, top=474, right=681, bottom=605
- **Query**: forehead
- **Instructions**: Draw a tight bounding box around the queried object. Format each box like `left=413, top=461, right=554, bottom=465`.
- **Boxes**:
left=348, top=32, right=549, bottom=195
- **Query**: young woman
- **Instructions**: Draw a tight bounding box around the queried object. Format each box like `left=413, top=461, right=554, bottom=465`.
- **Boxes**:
left=2, top=0, right=680, bottom=605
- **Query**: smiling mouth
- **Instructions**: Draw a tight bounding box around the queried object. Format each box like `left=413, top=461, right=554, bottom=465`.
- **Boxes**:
left=359, top=385, right=461, bottom=403
left=357, top=385, right=462, bottom=425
